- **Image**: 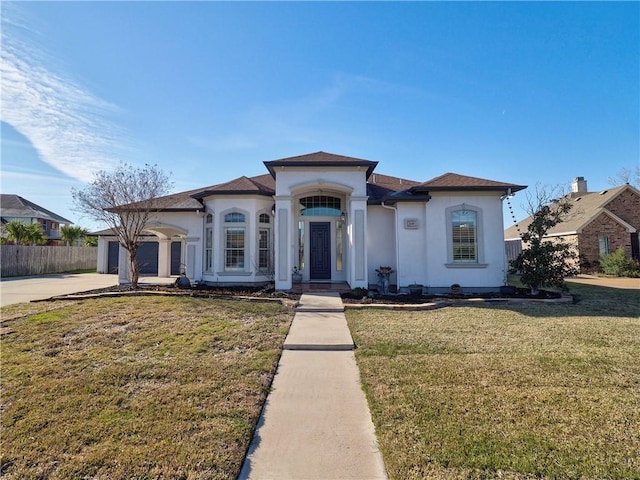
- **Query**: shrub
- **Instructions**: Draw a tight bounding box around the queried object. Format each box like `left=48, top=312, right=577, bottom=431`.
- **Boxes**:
left=599, top=248, right=640, bottom=277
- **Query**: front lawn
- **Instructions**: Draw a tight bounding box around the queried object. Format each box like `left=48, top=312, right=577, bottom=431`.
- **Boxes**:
left=1, top=296, right=293, bottom=479
left=347, top=283, right=640, bottom=479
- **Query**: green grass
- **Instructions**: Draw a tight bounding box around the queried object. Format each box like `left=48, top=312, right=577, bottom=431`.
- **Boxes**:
left=1, top=297, right=294, bottom=479
left=347, top=283, right=640, bottom=479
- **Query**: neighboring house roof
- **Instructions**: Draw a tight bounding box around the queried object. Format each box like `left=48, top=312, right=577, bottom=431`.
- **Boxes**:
left=0, top=194, right=72, bottom=224
left=412, top=172, right=527, bottom=193
left=264, top=151, right=378, bottom=179
left=504, top=184, right=639, bottom=240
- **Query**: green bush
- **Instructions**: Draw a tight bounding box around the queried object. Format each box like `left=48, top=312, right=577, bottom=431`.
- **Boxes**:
left=599, top=247, right=640, bottom=277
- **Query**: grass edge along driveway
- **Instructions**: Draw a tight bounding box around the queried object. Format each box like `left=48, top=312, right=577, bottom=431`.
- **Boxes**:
left=1, top=296, right=294, bottom=479
left=347, top=283, right=640, bottom=480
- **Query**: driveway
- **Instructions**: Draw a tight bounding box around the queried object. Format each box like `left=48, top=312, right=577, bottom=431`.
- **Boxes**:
left=0, top=274, right=181, bottom=307
left=566, top=274, right=640, bottom=290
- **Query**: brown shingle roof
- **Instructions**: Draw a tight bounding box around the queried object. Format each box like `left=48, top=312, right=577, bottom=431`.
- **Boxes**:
left=366, top=173, right=422, bottom=204
left=192, top=175, right=275, bottom=199
left=504, top=185, right=638, bottom=239
left=413, top=173, right=526, bottom=192
left=264, top=151, right=378, bottom=178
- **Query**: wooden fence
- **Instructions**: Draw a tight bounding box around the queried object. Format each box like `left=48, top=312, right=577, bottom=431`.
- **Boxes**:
left=0, top=245, right=98, bottom=277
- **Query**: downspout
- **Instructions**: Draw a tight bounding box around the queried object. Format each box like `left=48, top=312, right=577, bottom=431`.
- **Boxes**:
left=381, top=200, right=399, bottom=288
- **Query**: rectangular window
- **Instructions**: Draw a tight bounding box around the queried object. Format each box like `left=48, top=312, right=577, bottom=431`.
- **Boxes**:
left=298, top=221, right=305, bottom=270
left=452, top=210, right=477, bottom=262
left=259, top=227, right=271, bottom=271
left=205, top=227, right=213, bottom=271
left=598, top=235, right=609, bottom=257
left=225, top=227, right=245, bottom=271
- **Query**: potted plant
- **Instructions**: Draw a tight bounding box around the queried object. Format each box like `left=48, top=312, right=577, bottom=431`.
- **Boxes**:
left=375, top=266, right=394, bottom=295
left=408, top=283, right=423, bottom=296
left=292, top=266, right=302, bottom=284
left=450, top=283, right=462, bottom=296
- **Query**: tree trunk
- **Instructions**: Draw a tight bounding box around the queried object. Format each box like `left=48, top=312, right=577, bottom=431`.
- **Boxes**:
left=128, top=245, right=139, bottom=290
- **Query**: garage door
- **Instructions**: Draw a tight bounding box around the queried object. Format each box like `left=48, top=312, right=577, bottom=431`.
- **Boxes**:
left=107, top=241, right=119, bottom=274
left=136, top=242, right=159, bottom=275
left=106, top=241, right=158, bottom=275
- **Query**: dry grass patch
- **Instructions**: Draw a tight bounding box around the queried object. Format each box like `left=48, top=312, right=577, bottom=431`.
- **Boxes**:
left=1, top=296, right=293, bottom=479
left=347, top=284, right=640, bottom=479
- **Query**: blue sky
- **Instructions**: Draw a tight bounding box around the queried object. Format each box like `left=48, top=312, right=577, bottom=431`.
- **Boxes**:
left=1, top=1, right=638, bottom=231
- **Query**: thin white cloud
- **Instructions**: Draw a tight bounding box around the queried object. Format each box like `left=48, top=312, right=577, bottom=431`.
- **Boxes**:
left=0, top=3, right=125, bottom=183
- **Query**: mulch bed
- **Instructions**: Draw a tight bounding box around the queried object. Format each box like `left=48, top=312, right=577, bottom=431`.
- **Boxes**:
left=341, top=288, right=563, bottom=305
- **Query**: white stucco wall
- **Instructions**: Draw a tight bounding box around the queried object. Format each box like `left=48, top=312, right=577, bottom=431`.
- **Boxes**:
left=200, top=195, right=274, bottom=285
left=366, top=206, right=397, bottom=286
left=273, top=167, right=368, bottom=197
left=395, top=202, right=429, bottom=287
left=424, top=193, right=507, bottom=290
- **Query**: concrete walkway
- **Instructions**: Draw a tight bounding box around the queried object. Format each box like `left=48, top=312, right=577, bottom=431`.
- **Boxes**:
left=239, top=292, right=388, bottom=480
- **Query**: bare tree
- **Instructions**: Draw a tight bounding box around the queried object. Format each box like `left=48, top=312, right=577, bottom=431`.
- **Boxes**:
left=608, top=166, right=640, bottom=189
left=72, top=163, right=172, bottom=289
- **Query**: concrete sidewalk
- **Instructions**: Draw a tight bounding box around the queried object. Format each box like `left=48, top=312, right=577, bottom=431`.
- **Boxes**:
left=239, top=292, right=388, bottom=480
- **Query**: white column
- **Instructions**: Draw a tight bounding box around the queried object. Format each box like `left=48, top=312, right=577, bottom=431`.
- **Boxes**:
left=117, top=244, right=130, bottom=284
left=349, top=196, right=368, bottom=288
left=274, top=195, right=292, bottom=290
left=157, top=239, right=171, bottom=277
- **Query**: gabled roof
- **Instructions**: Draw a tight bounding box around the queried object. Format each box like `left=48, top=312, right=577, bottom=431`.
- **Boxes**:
left=504, top=184, right=639, bottom=240
left=192, top=174, right=275, bottom=199
left=264, top=151, right=378, bottom=179
left=412, top=173, right=527, bottom=193
left=0, top=194, right=72, bottom=224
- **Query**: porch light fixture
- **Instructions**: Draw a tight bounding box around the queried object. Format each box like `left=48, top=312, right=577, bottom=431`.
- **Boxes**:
left=271, top=204, right=276, bottom=216
left=340, top=211, right=347, bottom=223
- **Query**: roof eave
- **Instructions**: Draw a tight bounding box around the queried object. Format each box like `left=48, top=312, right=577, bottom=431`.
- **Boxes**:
left=411, top=185, right=527, bottom=194
left=191, top=190, right=274, bottom=200
left=264, top=161, right=379, bottom=179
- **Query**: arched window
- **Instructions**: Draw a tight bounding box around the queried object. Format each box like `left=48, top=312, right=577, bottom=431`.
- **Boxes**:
left=224, top=211, right=246, bottom=271
left=225, top=212, right=245, bottom=223
left=299, top=196, right=341, bottom=216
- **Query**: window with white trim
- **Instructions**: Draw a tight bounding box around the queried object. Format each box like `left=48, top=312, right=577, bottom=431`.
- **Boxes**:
left=224, top=212, right=246, bottom=271
left=258, top=213, right=271, bottom=272
left=204, top=214, right=213, bottom=272
left=452, top=210, right=478, bottom=262
left=445, top=204, right=485, bottom=267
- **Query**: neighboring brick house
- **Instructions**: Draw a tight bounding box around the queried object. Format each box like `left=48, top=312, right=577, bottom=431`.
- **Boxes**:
left=505, top=177, right=640, bottom=271
left=0, top=194, right=72, bottom=245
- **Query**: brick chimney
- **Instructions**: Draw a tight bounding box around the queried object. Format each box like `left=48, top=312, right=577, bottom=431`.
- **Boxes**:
left=572, top=176, right=588, bottom=193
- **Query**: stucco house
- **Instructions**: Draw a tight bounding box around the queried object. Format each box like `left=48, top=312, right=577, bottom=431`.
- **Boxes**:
left=97, top=152, right=526, bottom=292
left=504, top=177, right=640, bottom=270
left=0, top=194, right=72, bottom=245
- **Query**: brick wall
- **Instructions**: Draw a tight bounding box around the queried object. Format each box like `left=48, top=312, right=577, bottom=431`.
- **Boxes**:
left=578, top=212, right=632, bottom=263
left=605, top=189, right=640, bottom=229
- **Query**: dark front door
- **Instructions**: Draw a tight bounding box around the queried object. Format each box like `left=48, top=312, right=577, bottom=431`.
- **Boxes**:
left=310, top=222, right=331, bottom=280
